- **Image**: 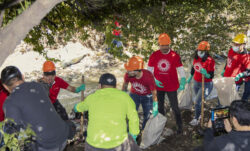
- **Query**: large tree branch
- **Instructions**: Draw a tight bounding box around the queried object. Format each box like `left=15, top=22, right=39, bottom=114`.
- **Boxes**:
left=0, top=0, right=65, bottom=66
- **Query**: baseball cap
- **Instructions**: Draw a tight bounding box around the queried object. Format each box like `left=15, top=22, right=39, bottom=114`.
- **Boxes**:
left=1, top=66, right=22, bottom=85
left=99, top=73, right=116, bottom=86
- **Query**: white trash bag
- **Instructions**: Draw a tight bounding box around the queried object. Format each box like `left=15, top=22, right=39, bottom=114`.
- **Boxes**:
left=178, top=83, right=193, bottom=110
left=140, top=113, right=167, bottom=149
left=213, top=77, right=240, bottom=106
left=205, top=86, right=218, bottom=101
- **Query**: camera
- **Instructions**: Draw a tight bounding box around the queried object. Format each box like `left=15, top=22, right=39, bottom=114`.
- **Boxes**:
left=211, top=107, right=229, bottom=132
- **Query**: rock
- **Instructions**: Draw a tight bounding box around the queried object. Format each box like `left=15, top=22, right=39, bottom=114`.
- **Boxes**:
left=162, top=128, right=174, bottom=137
left=61, top=54, right=89, bottom=69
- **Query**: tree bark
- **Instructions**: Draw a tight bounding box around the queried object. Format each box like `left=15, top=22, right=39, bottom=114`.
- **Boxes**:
left=0, top=0, right=65, bottom=66
left=0, top=11, right=4, bottom=27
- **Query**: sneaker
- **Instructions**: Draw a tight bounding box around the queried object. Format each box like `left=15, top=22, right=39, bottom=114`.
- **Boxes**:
left=189, top=118, right=200, bottom=126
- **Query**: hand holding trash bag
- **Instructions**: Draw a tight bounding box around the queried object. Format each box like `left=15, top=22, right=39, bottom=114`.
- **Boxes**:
left=152, top=102, right=158, bottom=117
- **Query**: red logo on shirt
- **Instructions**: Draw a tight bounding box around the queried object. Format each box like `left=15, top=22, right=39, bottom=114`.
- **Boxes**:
left=227, top=57, right=232, bottom=68
left=157, top=59, right=170, bottom=72
left=194, top=62, right=202, bottom=72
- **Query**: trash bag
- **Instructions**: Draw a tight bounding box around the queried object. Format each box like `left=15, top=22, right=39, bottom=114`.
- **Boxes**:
left=205, top=86, right=218, bottom=101
left=213, top=77, right=241, bottom=106
left=178, top=83, right=193, bottom=110
left=140, top=113, right=167, bottom=149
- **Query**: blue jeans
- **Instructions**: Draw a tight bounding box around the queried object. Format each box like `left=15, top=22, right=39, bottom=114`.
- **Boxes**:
left=242, top=81, right=250, bottom=101
left=129, top=93, right=153, bottom=129
left=193, top=80, right=213, bottom=119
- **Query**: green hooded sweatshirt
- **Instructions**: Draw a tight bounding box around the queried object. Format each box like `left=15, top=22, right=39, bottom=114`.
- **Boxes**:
left=75, top=88, right=139, bottom=149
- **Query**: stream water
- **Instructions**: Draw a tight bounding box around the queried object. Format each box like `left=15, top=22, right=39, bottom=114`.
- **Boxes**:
left=58, top=81, right=99, bottom=113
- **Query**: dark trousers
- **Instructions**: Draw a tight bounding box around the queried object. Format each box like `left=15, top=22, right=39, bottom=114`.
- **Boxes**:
left=31, top=140, right=67, bottom=151
left=53, top=100, right=69, bottom=121
left=157, top=91, right=182, bottom=131
left=242, top=81, right=250, bottom=101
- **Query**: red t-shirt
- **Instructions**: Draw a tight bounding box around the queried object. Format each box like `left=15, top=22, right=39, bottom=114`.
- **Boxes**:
left=193, top=56, right=215, bottom=82
left=241, top=51, right=250, bottom=82
left=224, top=48, right=249, bottom=77
left=148, top=50, right=183, bottom=91
left=124, top=69, right=156, bottom=95
left=49, top=76, right=69, bottom=104
left=0, top=83, right=9, bottom=121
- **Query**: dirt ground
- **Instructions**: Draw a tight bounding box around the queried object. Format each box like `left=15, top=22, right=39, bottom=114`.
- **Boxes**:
left=64, top=99, right=219, bottom=151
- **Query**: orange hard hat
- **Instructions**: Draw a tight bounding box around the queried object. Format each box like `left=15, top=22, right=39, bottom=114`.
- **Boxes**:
left=158, top=33, right=171, bottom=45
left=43, top=61, right=56, bottom=72
left=197, top=41, right=210, bottom=51
left=124, top=56, right=144, bottom=71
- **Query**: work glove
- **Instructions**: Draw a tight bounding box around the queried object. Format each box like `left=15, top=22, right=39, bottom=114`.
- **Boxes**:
left=178, top=77, right=186, bottom=91
left=152, top=101, right=158, bottom=117
left=200, top=68, right=211, bottom=78
left=71, top=105, right=82, bottom=119
left=186, top=75, right=193, bottom=83
left=75, top=84, right=85, bottom=93
left=73, top=104, right=79, bottom=113
left=155, top=78, right=164, bottom=88
left=221, top=69, right=225, bottom=77
left=235, top=73, right=244, bottom=82
left=129, top=133, right=137, bottom=142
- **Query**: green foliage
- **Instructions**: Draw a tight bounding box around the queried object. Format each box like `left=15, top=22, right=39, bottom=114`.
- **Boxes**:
left=0, top=118, right=36, bottom=151
left=0, top=0, right=249, bottom=61
left=1, top=0, right=33, bottom=27
left=117, top=0, right=249, bottom=61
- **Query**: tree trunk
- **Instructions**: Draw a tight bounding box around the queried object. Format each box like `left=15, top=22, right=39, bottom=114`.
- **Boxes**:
left=0, top=0, right=65, bottom=66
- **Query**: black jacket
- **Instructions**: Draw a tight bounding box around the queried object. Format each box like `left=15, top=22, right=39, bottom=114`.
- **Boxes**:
left=202, top=128, right=250, bottom=151
left=3, top=82, right=69, bottom=149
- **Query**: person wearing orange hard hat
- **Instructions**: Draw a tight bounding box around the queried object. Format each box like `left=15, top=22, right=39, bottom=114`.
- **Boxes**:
left=222, top=33, right=250, bottom=101
left=122, top=56, right=158, bottom=130
left=186, top=41, right=215, bottom=126
left=1, top=66, right=70, bottom=150
left=147, top=33, right=186, bottom=134
left=38, top=60, right=86, bottom=121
